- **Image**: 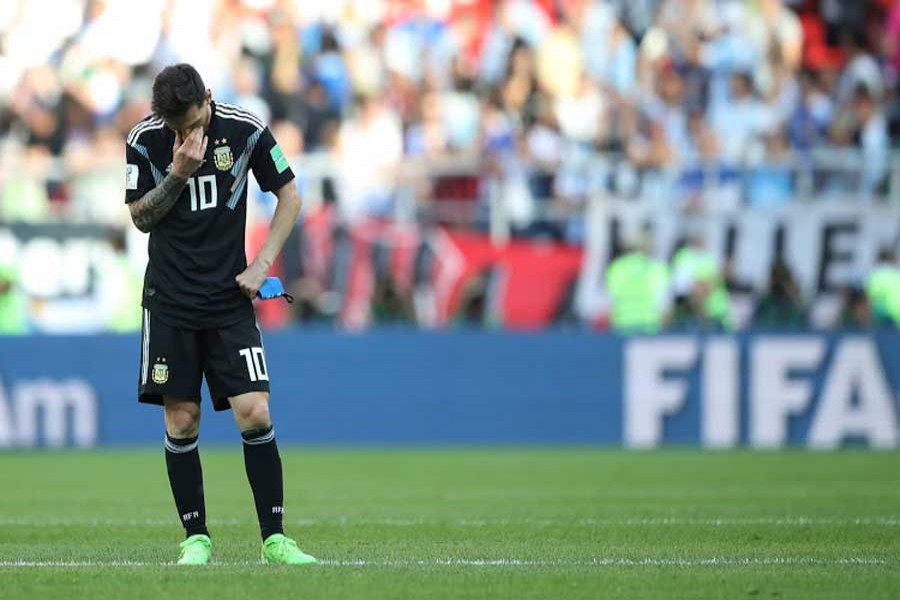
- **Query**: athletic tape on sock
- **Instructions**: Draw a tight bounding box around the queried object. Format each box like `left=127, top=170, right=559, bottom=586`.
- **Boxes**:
left=165, top=435, right=199, bottom=454
left=241, top=426, right=275, bottom=445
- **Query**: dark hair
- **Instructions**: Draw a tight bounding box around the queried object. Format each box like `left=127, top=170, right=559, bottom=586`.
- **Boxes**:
left=877, top=247, right=896, bottom=263
left=151, top=64, right=206, bottom=121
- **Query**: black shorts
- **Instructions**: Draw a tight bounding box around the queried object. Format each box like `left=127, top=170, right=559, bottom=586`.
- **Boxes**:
left=138, top=309, right=270, bottom=411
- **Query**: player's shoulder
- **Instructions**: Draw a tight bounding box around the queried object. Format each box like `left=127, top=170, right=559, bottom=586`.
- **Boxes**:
left=126, top=114, right=166, bottom=148
left=215, top=102, right=267, bottom=133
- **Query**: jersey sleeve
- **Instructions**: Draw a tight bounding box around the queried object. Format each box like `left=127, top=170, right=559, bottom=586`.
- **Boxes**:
left=124, top=143, right=158, bottom=204
left=249, top=126, right=295, bottom=193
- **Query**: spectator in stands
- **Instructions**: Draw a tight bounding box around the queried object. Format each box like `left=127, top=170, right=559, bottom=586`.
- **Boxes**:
left=64, top=125, right=127, bottom=227
left=885, top=284, right=900, bottom=328
left=405, top=91, right=451, bottom=159
left=852, top=85, right=891, bottom=198
left=626, top=110, right=675, bottom=171
left=0, top=261, right=28, bottom=335
left=710, top=71, right=776, bottom=166
left=835, top=29, right=884, bottom=110
left=0, top=145, right=52, bottom=223
left=831, top=83, right=890, bottom=198
left=747, top=129, right=794, bottom=207
left=231, top=57, right=271, bottom=124
left=556, top=73, right=606, bottom=150
left=642, top=64, right=690, bottom=165
left=7, top=65, right=66, bottom=154
left=836, top=285, right=872, bottom=329
left=746, top=0, right=804, bottom=76
left=441, top=58, right=481, bottom=154
left=293, top=79, right=341, bottom=152
left=536, top=7, right=583, bottom=100
left=97, top=231, right=143, bottom=333
left=264, top=10, right=301, bottom=119
left=676, top=107, right=741, bottom=211
left=670, top=234, right=731, bottom=330
left=370, top=242, right=415, bottom=325
left=481, top=1, right=550, bottom=84
left=681, top=107, right=720, bottom=167
left=763, top=43, right=802, bottom=131
left=335, top=93, right=403, bottom=224
left=345, top=23, right=388, bottom=100
left=523, top=100, right=565, bottom=239
left=865, top=247, right=900, bottom=326
left=580, top=2, right=637, bottom=96
left=481, top=91, right=535, bottom=234
left=313, top=27, right=352, bottom=113
left=454, top=268, right=498, bottom=328
left=501, top=38, right=541, bottom=128
left=788, top=69, right=833, bottom=152
left=605, top=232, right=670, bottom=334
left=754, top=259, right=807, bottom=328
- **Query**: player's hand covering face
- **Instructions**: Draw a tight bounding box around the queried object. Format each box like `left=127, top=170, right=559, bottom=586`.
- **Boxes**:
left=171, top=128, right=208, bottom=179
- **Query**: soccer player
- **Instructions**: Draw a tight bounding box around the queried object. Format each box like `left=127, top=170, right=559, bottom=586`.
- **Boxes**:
left=125, top=63, right=315, bottom=566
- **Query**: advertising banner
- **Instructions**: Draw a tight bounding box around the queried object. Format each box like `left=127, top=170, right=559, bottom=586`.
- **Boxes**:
left=575, top=199, right=900, bottom=322
left=0, top=331, right=897, bottom=449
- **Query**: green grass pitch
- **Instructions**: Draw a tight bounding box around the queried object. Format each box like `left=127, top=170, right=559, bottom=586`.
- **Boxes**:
left=0, top=449, right=898, bottom=599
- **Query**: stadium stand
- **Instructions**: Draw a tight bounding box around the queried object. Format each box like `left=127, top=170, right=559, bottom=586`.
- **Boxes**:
left=0, top=0, right=898, bottom=333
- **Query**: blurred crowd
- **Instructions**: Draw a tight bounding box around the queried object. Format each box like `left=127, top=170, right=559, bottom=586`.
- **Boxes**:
left=0, top=0, right=898, bottom=227
left=602, top=232, right=900, bottom=334
left=1, top=0, right=899, bottom=334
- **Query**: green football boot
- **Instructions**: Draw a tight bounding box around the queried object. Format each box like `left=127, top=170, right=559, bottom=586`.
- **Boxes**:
left=261, top=533, right=317, bottom=565
left=177, top=534, right=212, bottom=565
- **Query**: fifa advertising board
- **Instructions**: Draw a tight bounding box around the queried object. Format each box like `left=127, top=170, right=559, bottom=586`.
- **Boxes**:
left=0, top=332, right=898, bottom=449
left=623, top=334, right=899, bottom=449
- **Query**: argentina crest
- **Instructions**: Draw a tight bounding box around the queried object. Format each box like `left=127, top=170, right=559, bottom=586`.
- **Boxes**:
left=213, top=138, right=233, bottom=171
left=151, top=361, right=169, bottom=384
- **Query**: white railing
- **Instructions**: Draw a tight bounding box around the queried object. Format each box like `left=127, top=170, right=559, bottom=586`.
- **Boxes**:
left=0, top=149, right=897, bottom=234
left=291, top=149, right=900, bottom=244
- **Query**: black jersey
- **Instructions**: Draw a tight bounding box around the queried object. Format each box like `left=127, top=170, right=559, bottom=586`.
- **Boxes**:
left=124, top=101, right=294, bottom=329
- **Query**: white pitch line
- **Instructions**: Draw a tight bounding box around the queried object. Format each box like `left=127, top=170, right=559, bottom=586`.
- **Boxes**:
left=0, top=557, right=888, bottom=569
left=320, top=558, right=890, bottom=567
left=1, top=517, right=899, bottom=527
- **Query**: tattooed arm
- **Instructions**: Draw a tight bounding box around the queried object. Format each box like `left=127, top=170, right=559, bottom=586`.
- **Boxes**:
left=128, top=173, right=188, bottom=233
left=128, top=128, right=208, bottom=233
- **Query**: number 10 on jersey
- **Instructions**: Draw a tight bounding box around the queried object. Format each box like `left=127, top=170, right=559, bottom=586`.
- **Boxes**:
left=239, top=347, right=269, bottom=382
left=188, top=175, right=217, bottom=211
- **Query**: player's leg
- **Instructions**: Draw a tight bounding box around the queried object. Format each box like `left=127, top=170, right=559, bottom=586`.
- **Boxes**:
left=230, top=392, right=282, bottom=539
left=204, top=318, right=279, bottom=542
left=204, top=318, right=315, bottom=565
left=229, top=391, right=315, bottom=565
left=163, top=397, right=211, bottom=565
left=137, top=310, right=209, bottom=564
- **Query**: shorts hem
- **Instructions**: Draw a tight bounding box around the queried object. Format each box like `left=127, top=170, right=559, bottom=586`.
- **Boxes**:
left=138, top=393, right=164, bottom=407
left=138, top=393, right=202, bottom=406
left=210, top=385, right=270, bottom=412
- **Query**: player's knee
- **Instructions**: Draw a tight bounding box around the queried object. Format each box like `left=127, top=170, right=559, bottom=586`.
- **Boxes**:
left=235, top=397, right=271, bottom=429
left=165, top=404, right=201, bottom=438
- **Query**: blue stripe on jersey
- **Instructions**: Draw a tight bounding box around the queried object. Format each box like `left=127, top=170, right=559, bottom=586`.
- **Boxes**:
left=132, top=144, right=165, bottom=185
left=228, top=176, right=249, bottom=212
left=226, top=128, right=263, bottom=210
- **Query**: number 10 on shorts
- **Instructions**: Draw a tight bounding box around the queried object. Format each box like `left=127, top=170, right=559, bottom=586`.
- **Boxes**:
left=239, top=347, right=268, bottom=382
